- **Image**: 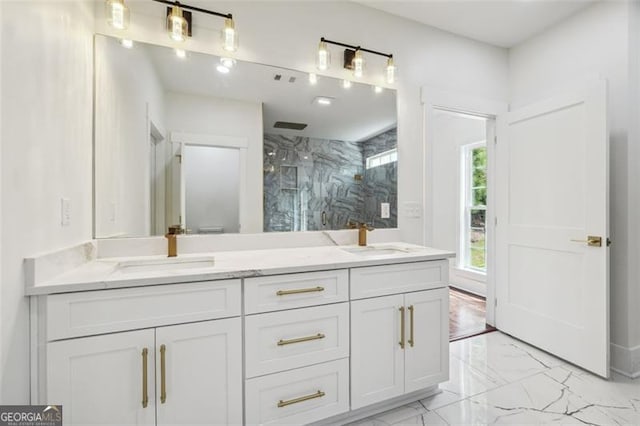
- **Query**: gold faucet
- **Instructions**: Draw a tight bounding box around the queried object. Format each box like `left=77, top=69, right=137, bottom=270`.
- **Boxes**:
left=165, top=225, right=184, bottom=257
left=347, top=221, right=375, bottom=246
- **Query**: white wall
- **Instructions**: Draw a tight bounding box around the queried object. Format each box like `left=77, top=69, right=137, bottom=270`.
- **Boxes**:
left=0, top=1, right=95, bottom=402
left=95, top=35, right=166, bottom=238
left=509, top=1, right=639, bottom=375
left=165, top=91, right=263, bottom=233
left=94, top=0, right=509, bottom=244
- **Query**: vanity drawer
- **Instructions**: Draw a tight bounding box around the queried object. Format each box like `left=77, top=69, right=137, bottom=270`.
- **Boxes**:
left=245, top=358, right=349, bottom=426
left=244, top=270, right=348, bottom=314
left=350, top=261, right=449, bottom=300
left=46, top=280, right=241, bottom=340
left=245, top=303, right=349, bottom=378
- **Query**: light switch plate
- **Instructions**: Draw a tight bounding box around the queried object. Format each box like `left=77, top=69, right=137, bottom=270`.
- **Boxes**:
left=403, top=202, right=422, bottom=218
left=61, top=198, right=71, bottom=226
left=381, top=203, right=390, bottom=219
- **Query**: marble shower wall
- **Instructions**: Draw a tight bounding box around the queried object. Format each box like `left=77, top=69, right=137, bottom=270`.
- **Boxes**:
left=263, top=128, right=397, bottom=232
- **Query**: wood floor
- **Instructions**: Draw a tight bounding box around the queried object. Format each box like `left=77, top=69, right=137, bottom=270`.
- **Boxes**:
left=449, top=288, right=496, bottom=341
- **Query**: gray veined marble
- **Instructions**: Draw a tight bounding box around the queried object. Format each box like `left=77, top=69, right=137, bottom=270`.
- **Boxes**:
left=264, top=128, right=397, bottom=232
left=350, top=332, right=640, bottom=426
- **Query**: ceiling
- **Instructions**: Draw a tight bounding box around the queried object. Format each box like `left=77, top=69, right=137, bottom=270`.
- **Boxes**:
left=355, top=0, right=595, bottom=48
left=141, top=41, right=397, bottom=142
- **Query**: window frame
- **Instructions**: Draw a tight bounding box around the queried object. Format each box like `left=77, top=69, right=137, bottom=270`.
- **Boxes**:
left=365, top=148, right=398, bottom=169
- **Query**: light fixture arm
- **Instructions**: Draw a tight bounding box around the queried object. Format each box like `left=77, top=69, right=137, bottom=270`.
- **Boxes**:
left=320, top=37, right=392, bottom=59
left=151, top=0, right=232, bottom=20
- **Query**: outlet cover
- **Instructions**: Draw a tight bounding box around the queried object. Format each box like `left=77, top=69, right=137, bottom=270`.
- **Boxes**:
left=381, top=203, right=390, bottom=219
left=61, top=198, right=71, bottom=226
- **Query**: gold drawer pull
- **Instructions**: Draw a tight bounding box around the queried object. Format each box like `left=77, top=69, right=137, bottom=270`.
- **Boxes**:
left=160, top=344, right=167, bottom=404
left=408, top=305, right=415, bottom=347
left=399, top=306, right=405, bottom=349
left=276, top=286, right=324, bottom=296
left=277, top=333, right=325, bottom=346
left=277, top=390, right=325, bottom=408
left=141, top=348, right=149, bottom=408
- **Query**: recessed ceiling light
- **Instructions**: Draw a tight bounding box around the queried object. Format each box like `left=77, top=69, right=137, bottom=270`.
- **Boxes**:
left=175, top=49, right=186, bottom=59
left=313, top=96, right=333, bottom=106
left=216, top=65, right=230, bottom=74
left=120, top=39, right=133, bottom=49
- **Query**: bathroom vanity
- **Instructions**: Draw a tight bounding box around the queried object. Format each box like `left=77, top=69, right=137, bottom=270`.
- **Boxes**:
left=27, top=243, right=452, bottom=425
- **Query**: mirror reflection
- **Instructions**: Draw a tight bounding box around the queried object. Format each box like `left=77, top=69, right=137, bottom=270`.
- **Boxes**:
left=94, top=35, right=397, bottom=238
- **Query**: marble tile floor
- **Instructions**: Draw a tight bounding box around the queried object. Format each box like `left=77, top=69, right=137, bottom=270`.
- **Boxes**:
left=348, top=331, right=640, bottom=425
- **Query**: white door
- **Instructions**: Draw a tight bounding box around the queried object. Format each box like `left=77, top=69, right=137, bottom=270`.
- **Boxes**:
left=404, top=289, right=449, bottom=393
left=496, top=79, right=609, bottom=377
left=155, top=318, right=243, bottom=426
left=47, top=329, right=156, bottom=426
left=351, top=294, right=404, bottom=409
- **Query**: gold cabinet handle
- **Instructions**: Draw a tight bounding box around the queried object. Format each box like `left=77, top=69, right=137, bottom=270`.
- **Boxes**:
left=160, top=344, right=167, bottom=404
left=399, top=307, right=405, bottom=349
left=141, top=348, right=149, bottom=408
left=277, top=333, right=325, bottom=346
left=276, top=286, right=324, bottom=296
left=277, top=390, right=325, bottom=408
left=570, top=235, right=602, bottom=247
left=408, top=305, right=415, bottom=347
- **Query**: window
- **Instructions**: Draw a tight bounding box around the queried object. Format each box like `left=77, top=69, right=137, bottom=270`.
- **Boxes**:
left=366, top=148, right=397, bottom=169
left=460, top=142, right=487, bottom=273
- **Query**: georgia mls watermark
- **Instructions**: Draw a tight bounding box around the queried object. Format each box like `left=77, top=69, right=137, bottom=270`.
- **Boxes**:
left=0, top=406, right=62, bottom=426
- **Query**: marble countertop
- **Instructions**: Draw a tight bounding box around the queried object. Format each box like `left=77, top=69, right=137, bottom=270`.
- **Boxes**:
left=26, top=242, right=454, bottom=295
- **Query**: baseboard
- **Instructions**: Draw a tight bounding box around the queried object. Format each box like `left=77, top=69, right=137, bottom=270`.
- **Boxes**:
left=610, top=342, right=640, bottom=378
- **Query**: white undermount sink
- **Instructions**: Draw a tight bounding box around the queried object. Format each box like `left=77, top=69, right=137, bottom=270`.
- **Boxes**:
left=115, top=256, right=216, bottom=274
left=340, top=245, right=411, bottom=256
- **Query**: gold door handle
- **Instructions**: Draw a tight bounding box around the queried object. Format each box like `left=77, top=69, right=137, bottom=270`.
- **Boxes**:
left=408, top=305, right=415, bottom=347
left=276, top=286, right=324, bottom=296
left=277, top=390, right=325, bottom=408
left=277, top=333, right=325, bottom=346
left=141, top=348, right=149, bottom=408
left=570, top=236, right=602, bottom=247
left=399, top=307, right=405, bottom=349
left=160, top=344, right=167, bottom=404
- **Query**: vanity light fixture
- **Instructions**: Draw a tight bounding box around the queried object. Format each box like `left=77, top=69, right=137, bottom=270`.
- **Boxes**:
left=175, top=48, right=187, bottom=59
left=106, top=0, right=129, bottom=30
left=342, top=79, right=352, bottom=89
left=120, top=39, right=134, bottom=49
left=151, top=0, right=236, bottom=50
left=309, top=73, right=318, bottom=85
left=316, top=37, right=395, bottom=83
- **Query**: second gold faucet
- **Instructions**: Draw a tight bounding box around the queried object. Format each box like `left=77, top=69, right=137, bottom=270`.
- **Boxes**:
left=348, top=221, right=374, bottom=246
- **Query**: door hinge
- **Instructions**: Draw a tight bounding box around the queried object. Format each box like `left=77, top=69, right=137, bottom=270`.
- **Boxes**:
left=176, top=154, right=182, bottom=164
left=494, top=136, right=497, bottom=145
left=494, top=217, right=498, bottom=226
left=495, top=298, right=498, bottom=307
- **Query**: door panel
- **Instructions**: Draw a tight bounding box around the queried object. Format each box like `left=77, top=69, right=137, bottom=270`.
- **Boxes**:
left=351, top=294, right=404, bottom=409
left=404, top=289, right=449, bottom=393
left=496, top=79, right=609, bottom=377
left=155, top=318, right=243, bottom=426
left=47, top=329, right=156, bottom=426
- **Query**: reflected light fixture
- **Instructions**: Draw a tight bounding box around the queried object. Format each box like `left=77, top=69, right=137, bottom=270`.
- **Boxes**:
left=167, top=4, right=188, bottom=42
left=151, top=1, right=237, bottom=51
left=342, top=79, right=352, bottom=89
left=316, top=37, right=395, bottom=84
left=106, top=0, right=129, bottom=30
left=313, top=96, right=333, bottom=106
left=317, top=40, right=330, bottom=71
left=175, top=48, right=187, bottom=59
left=374, top=85, right=383, bottom=94
left=120, top=39, right=134, bottom=48
left=216, top=64, right=231, bottom=74
left=309, top=73, right=318, bottom=85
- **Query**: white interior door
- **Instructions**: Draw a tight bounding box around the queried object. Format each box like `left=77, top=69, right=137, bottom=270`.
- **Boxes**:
left=496, top=79, right=609, bottom=377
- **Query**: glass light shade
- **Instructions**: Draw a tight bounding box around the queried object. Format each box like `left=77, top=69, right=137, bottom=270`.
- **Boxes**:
left=222, top=18, right=238, bottom=52
left=317, top=41, right=330, bottom=71
left=352, top=50, right=364, bottom=78
left=167, top=5, right=188, bottom=42
left=106, top=0, right=129, bottom=30
left=386, top=57, right=396, bottom=84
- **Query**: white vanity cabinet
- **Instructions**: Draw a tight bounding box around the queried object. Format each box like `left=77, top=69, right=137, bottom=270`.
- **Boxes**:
left=34, top=280, right=243, bottom=426
left=350, top=263, right=449, bottom=410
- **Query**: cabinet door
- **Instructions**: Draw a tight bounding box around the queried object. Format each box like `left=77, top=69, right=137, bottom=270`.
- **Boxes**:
left=351, top=294, right=404, bottom=409
left=155, top=318, right=242, bottom=426
left=404, top=288, right=449, bottom=393
left=47, top=329, right=156, bottom=426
